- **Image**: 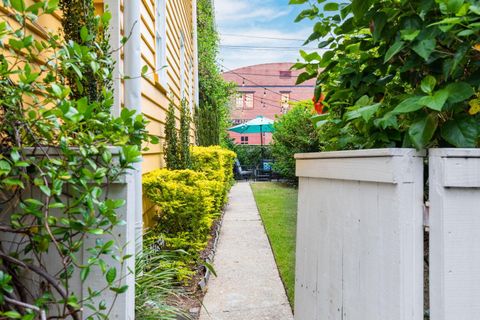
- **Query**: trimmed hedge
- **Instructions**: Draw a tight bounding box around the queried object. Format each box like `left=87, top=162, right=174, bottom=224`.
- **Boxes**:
left=142, top=146, right=236, bottom=281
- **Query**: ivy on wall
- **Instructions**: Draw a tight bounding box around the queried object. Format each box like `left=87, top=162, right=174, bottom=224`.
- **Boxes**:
left=59, top=0, right=113, bottom=103
left=195, top=0, right=235, bottom=146
left=164, top=99, right=191, bottom=170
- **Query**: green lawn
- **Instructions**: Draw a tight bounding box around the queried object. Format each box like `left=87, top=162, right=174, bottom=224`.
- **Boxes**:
left=250, top=182, right=297, bottom=307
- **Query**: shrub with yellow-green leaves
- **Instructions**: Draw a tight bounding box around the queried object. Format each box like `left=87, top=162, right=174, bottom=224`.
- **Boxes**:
left=143, top=146, right=236, bottom=282
left=190, top=146, right=236, bottom=206
left=143, top=169, right=221, bottom=241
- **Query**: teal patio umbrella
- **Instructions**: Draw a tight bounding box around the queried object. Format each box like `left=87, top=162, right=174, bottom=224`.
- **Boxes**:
left=228, top=116, right=275, bottom=157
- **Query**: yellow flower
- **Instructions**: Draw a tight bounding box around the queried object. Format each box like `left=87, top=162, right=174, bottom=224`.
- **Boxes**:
left=468, top=98, right=480, bottom=115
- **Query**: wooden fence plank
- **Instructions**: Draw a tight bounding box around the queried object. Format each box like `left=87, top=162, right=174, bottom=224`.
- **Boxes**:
left=295, top=149, right=424, bottom=320
left=430, top=149, right=480, bottom=320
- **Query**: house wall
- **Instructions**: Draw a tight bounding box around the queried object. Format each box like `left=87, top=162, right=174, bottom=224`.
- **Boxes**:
left=222, top=62, right=315, bottom=145
left=0, top=0, right=198, bottom=228
left=123, top=0, right=198, bottom=226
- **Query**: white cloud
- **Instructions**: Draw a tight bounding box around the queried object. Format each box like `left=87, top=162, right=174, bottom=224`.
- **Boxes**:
left=214, top=0, right=320, bottom=70
left=215, top=0, right=290, bottom=23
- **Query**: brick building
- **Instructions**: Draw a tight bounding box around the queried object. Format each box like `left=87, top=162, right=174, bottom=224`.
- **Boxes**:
left=223, top=62, right=316, bottom=145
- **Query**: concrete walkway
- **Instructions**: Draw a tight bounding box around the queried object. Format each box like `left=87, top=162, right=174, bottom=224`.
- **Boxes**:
left=199, top=182, right=293, bottom=320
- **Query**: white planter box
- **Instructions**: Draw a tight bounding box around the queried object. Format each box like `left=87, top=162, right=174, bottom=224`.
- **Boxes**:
left=295, top=149, right=424, bottom=320
left=429, top=149, right=480, bottom=320
left=0, top=148, right=136, bottom=320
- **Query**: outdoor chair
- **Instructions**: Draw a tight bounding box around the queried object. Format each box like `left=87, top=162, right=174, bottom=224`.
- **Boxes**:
left=255, top=159, right=274, bottom=181
left=234, top=159, right=254, bottom=181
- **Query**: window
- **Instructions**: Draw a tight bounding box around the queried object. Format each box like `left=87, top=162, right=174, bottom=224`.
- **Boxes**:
left=180, top=31, right=186, bottom=99
left=240, top=136, right=249, bottom=145
left=281, top=92, right=290, bottom=113
left=155, top=0, right=167, bottom=87
left=235, top=92, right=254, bottom=109
left=232, top=119, right=248, bottom=125
left=279, top=70, right=292, bottom=79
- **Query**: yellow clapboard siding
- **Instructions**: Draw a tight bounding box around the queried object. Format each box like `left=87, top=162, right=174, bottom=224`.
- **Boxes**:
left=1, top=0, right=197, bottom=229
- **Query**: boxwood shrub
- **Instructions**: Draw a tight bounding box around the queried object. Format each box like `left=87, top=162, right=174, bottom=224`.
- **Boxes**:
left=142, top=146, right=236, bottom=281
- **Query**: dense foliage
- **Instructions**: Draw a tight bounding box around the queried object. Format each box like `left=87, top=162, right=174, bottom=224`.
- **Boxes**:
left=272, top=101, right=320, bottom=180
left=164, top=101, right=180, bottom=169
left=196, top=0, right=235, bottom=146
left=143, top=146, right=235, bottom=282
left=179, top=100, right=192, bottom=169
left=0, top=1, right=153, bottom=319
left=292, top=0, right=480, bottom=150
left=59, top=0, right=113, bottom=102
left=230, top=145, right=273, bottom=167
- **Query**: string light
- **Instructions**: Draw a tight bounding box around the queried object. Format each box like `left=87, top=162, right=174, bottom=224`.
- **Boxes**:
left=218, top=62, right=303, bottom=102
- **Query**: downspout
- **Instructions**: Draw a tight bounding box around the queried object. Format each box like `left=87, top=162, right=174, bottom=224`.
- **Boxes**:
left=193, top=0, right=199, bottom=106
left=124, top=0, right=143, bottom=254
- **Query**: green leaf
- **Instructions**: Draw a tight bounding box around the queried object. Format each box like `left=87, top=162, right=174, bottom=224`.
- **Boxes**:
left=80, top=266, right=90, bottom=281
left=421, top=76, right=436, bottom=94
left=110, top=285, right=128, bottom=294
left=51, top=84, right=62, bottom=97
left=80, top=26, right=89, bottom=42
left=203, top=261, right=217, bottom=277
left=26, top=2, right=43, bottom=14
left=296, top=71, right=316, bottom=85
left=0, top=160, right=11, bottom=176
left=447, top=0, right=464, bottom=13
left=324, top=2, right=339, bottom=11
left=106, top=267, right=116, bottom=284
left=351, top=0, right=371, bottom=20
left=418, top=89, right=449, bottom=111
left=446, top=82, right=474, bottom=103
left=441, top=116, right=478, bottom=147
left=372, top=12, right=387, bottom=42
left=344, top=103, right=380, bottom=122
left=400, top=29, right=420, bottom=41
left=384, top=41, right=404, bottom=63
left=39, top=185, right=51, bottom=196
left=10, top=0, right=25, bottom=12
left=408, top=113, right=438, bottom=149
left=392, top=96, right=423, bottom=113
left=2, top=178, right=24, bottom=189
left=88, top=229, right=104, bottom=235
left=1, top=311, right=22, bottom=319
left=412, top=39, right=436, bottom=61
left=141, top=65, right=148, bottom=75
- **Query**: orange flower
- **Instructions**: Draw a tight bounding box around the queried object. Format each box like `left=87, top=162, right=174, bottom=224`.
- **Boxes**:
left=312, top=94, right=325, bottom=114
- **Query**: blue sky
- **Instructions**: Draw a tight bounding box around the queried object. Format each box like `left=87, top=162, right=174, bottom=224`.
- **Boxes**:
left=214, top=0, right=316, bottom=70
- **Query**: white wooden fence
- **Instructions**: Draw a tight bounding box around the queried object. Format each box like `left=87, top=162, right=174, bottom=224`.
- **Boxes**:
left=295, top=149, right=425, bottom=320
left=295, top=148, right=480, bottom=320
left=429, top=149, right=480, bottom=320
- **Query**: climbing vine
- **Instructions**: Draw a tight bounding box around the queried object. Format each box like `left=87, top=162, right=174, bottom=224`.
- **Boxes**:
left=195, top=0, right=235, bottom=146
left=59, top=0, right=113, bottom=102
left=179, top=99, right=192, bottom=169
left=0, top=1, right=153, bottom=319
left=164, top=99, right=191, bottom=170
left=164, top=101, right=180, bottom=170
